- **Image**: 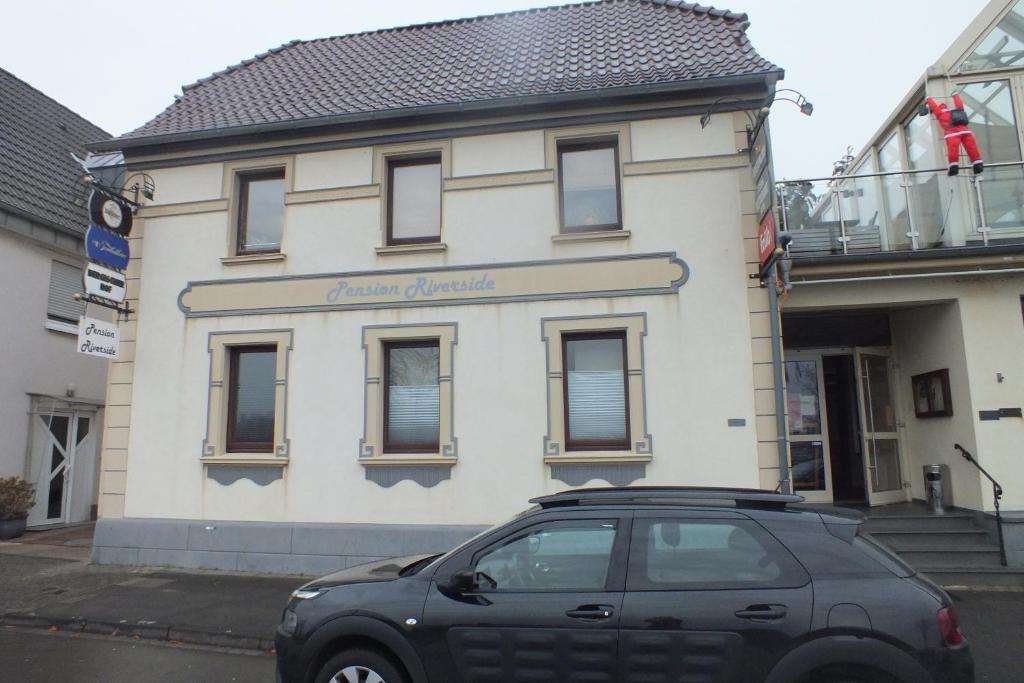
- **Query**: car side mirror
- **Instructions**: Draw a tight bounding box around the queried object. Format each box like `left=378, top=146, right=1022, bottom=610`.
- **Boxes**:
left=441, top=567, right=475, bottom=595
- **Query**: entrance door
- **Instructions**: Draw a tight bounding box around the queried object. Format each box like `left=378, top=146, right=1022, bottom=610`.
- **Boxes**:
left=26, top=411, right=96, bottom=527
left=854, top=350, right=907, bottom=506
left=784, top=355, right=833, bottom=502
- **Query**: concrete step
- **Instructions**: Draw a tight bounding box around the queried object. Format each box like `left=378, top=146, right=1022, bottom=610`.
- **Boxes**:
left=921, top=567, right=1024, bottom=588
left=897, top=547, right=1004, bottom=569
left=863, top=514, right=976, bottom=533
left=868, top=529, right=992, bottom=550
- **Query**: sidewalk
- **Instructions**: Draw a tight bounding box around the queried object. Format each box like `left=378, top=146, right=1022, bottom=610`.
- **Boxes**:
left=0, top=532, right=307, bottom=651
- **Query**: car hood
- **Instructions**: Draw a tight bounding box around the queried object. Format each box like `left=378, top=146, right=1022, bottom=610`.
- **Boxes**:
left=301, top=554, right=437, bottom=590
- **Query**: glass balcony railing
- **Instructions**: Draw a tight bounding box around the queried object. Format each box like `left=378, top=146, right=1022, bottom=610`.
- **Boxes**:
left=776, top=161, right=1024, bottom=258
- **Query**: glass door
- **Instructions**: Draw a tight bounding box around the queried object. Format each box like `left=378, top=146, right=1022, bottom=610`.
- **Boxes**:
left=854, top=350, right=907, bottom=506
left=784, top=354, right=832, bottom=502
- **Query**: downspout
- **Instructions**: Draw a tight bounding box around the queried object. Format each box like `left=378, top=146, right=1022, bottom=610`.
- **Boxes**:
left=767, top=268, right=791, bottom=495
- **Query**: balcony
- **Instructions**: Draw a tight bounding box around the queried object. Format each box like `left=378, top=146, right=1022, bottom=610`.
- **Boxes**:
left=777, top=161, right=1024, bottom=271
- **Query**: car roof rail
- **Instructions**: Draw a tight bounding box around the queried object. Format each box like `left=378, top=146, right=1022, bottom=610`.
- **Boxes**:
left=529, top=486, right=805, bottom=510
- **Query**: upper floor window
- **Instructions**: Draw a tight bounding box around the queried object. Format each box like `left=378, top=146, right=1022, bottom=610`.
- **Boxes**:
left=226, top=345, right=277, bottom=453
left=562, top=331, right=629, bottom=450
left=236, top=169, right=285, bottom=255
left=558, top=140, right=621, bottom=232
left=961, top=0, right=1024, bottom=72
left=46, top=260, right=85, bottom=332
left=387, top=156, right=442, bottom=245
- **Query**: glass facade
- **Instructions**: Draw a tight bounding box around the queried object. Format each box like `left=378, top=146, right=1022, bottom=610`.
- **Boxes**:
left=961, top=80, right=1024, bottom=231
left=961, top=1, right=1024, bottom=72
left=878, top=132, right=911, bottom=249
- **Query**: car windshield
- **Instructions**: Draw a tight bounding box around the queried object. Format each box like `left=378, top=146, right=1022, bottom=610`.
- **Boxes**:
left=417, top=508, right=538, bottom=574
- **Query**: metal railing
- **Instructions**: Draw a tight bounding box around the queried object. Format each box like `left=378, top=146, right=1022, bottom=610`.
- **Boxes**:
left=954, top=443, right=1007, bottom=567
left=777, top=161, right=1024, bottom=258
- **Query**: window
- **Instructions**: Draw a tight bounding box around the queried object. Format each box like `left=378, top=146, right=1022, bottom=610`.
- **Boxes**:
left=626, top=519, right=808, bottom=591
left=961, top=80, right=1024, bottom=230
left=226, top=345, right=277, bottom=453
left=236, top=169, right=285, bottom=254
left=558, top=140, right=621, bottom=232
left=360, top=324, right=457, bottom=461
left=541, top=315, right=651, bottom=459
left=387, top=156, right=442, bottom=244
left=562, top=332, right=629, bottom=450
left=47, top=260, right=85, bottom=328
left=383, top=340, right=440, bottom=453
left=204, top=329, right=292, bottom=460
left=961, top=0, right=1024, bottom=72
left=473, top=521, right=617, bottom=592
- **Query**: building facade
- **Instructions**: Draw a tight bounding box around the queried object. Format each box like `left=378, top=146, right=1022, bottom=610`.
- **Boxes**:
left=88, top=0, right=790, bottom=573
left=778, top=0, right=1024, bottom=562
left=1, top=68, right=110, bottom=528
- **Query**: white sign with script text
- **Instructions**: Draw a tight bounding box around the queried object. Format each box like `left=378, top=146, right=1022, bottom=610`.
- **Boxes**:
left=77, top=316, right=119, bottom=359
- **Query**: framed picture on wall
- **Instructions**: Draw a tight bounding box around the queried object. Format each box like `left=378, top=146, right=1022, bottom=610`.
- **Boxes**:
left=912, top=369, right=953, bottom=418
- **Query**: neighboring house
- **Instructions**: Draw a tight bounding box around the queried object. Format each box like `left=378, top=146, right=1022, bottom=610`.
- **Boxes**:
left=779, top=0, right=1024, bottom=568
left=0, top=67, right=111, bottom=527
left=88, top=0, right=787, bottom=573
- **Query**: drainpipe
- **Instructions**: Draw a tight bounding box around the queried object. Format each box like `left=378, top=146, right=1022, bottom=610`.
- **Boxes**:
left=766, top=267, right=791, bottom=495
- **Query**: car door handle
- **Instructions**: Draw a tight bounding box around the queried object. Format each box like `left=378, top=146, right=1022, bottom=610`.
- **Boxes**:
left=566, top=605, right=615, bottom=620
left=734, top=604, right=788, bottom=621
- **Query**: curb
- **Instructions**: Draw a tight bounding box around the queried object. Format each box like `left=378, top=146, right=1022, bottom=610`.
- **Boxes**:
left=0, top=613, right=275, bottom=652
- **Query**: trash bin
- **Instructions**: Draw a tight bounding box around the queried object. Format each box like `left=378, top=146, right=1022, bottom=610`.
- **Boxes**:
left=923, top=464, right=952, bottom=513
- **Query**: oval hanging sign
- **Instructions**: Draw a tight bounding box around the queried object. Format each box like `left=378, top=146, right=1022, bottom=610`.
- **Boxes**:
left=83, top=262, right=127, bottom=303
left=88, top=189, right=133, bottom=236
left=85, top=225, right=129, bottom=270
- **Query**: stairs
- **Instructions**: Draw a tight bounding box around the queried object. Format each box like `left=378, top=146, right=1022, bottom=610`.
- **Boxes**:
left=862, top=508, right=1024, bottom=587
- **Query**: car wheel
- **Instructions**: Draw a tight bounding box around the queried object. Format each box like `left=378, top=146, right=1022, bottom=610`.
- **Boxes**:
left=315, top=648, right=407, bottom=683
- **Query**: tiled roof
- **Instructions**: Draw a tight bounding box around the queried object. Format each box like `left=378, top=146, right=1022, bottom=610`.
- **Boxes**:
left=0, top=68, right=111, bottom=235
left=119, top=0, right=779, bottom=144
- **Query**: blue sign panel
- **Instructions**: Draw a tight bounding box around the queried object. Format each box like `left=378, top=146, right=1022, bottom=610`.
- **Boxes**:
left=85, top=224, right=129, bottom=270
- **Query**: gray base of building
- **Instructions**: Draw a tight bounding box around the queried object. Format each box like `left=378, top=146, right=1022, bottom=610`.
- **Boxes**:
left=91, top=518, right=488, bottom=576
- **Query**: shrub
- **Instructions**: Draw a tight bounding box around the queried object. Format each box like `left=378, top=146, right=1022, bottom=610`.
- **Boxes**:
left=0, top=477, right=36, bottom=520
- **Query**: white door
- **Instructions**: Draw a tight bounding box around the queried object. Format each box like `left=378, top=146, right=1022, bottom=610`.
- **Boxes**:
left=784, top=354, right=833, bottom=502
left=854, top=350, right=908, bottom=506
left=26, top=412, right=96, bottom=527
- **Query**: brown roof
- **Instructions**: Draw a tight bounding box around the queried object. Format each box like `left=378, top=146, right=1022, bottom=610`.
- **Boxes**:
left=115, top=0, right=779, bottom=146
left=0, top=68, right=111, bottom=235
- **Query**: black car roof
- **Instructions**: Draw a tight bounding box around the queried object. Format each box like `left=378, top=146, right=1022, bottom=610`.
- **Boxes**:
left=531, top=486, right=805, bottom=512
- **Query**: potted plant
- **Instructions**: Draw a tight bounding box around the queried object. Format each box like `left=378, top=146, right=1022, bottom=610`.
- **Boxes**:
left=0, top=477, right=36, bottom=540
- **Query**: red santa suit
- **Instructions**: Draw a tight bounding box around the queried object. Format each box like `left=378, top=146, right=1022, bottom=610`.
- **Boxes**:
left=926, top=94, right=983, bottom=176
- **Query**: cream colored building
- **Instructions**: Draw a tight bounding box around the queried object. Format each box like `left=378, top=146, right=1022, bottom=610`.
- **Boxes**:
left=779, top=0, right=1024, bottom=565
left=87, top=1, right=792, bottom=573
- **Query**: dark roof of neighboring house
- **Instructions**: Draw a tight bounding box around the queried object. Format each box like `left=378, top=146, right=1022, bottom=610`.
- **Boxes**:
left=0, top=68, right=111, bottom=236
left=112, top=0, right=780, bottom=148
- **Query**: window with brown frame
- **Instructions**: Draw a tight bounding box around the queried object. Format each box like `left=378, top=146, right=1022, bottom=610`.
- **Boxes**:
left=387, top=156, right=442, bottom=245
left=226, top=345, right=277, bottom=453
left=557, top=140, right=622, bottom=233
left=562, top=331, right=630, bottom=450
left=383, top=339, right=440, bottom=453
left=236, top=169, right=285, bottom=255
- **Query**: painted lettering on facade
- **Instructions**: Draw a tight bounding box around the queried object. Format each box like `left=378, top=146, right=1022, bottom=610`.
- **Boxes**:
left=327, top=274, right=496, bottom=303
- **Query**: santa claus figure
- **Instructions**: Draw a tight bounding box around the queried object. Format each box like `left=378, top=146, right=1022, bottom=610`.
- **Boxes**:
left=921, top=94, right=983, bottom=176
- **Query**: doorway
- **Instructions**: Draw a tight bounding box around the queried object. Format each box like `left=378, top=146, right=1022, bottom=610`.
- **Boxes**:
left=784, top=348, right=907, bottom=506
left=26, top=406, right=98, bottom=528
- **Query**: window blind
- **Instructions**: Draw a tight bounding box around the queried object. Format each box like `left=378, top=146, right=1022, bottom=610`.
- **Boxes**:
left=47, top=261, right=85, bottom=324
left=567, top=370, right=626, bottom=441
left=387, top=384, right=440, bottom=445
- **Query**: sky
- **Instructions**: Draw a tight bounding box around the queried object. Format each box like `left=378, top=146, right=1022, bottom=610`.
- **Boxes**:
left=0, top=0, right=994, bottom=180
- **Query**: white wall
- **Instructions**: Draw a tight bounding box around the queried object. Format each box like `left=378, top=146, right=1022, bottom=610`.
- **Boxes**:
left=0, top=231, right=109, bottom=479
left=121, top=114, right=762, bottom=526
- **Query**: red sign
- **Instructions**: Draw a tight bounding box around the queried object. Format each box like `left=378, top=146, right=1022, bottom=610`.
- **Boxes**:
left=758, top=212, right=777, bottom=266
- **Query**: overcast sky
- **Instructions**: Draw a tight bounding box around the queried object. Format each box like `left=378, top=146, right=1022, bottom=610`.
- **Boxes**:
left=1, top=0, right=992, bottom=179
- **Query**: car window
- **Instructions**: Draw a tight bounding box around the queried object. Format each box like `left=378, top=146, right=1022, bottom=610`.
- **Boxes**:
left=627, top=519, right=808, bottom=591
left=473, top=521, right=617, bottom=592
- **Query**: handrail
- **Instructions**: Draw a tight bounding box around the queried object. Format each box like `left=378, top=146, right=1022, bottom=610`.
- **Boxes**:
left=776, top=159, right=1024, bottom=185
left=954, top=443, right=1007, bottom=567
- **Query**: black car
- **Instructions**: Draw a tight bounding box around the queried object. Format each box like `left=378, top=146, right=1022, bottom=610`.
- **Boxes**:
left=276, top=487, right=973, bottom=683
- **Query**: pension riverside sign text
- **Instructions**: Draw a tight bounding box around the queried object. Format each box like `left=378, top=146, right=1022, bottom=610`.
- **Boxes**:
left=178, top=253, right=688, bottom=318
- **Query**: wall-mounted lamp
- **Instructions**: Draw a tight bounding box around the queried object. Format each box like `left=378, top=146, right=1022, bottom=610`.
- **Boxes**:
left=699, top=88, right=814, bottom=131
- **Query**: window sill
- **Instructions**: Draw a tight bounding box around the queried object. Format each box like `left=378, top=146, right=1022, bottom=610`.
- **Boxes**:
left=552, top=230, right=630, bottom=244
left=45, top=319, right=79, bottom=335
left=544, top=453, right=652, bottom=465
left=201, top=455, right=288, bottom=466
left=375, top=242, right=447, bottom=256
left=220, top=252, right=286, bottom=265
left=360, top=455, right=457, bottom=467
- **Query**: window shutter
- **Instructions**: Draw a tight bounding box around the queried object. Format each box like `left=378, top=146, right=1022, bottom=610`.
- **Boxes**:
left=47, top=261, right=85, bottom=324
left=567, top=370, right=626, bottom=440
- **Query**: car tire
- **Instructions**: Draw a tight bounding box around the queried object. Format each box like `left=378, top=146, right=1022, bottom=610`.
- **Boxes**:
left=315, top=648, right=407, bottom=683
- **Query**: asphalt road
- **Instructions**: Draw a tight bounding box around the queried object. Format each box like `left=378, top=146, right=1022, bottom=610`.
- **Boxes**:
left=0, top=627, right=275, bottom=682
